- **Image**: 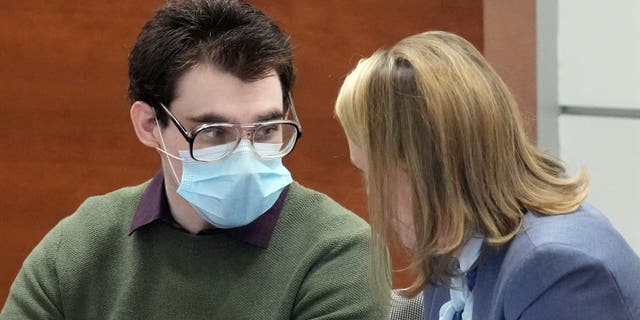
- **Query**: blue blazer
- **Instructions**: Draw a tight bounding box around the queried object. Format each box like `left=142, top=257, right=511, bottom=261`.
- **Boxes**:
left=423, top=203, right=640, bottom=320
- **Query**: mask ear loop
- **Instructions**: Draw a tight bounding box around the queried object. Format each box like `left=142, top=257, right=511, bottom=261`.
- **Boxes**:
left=154, top=116, right=182, bottom=185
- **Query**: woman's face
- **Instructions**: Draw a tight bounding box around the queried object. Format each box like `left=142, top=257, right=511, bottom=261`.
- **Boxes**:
left=347, top=139, right=417, bottom=249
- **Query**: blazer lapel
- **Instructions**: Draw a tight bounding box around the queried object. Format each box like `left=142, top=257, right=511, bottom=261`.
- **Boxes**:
left=423, top=284, right=450, bottom=320
left=472, top=244, right=508, bottom=318
left=423, top=243, right=511, bottom=320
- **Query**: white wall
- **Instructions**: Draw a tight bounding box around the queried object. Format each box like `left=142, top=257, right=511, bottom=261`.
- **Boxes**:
left=558, top=0, right=640, bottom=109
left=556, top=0, right=640, bottom=253
left=559, top=115, right=640, bottom=252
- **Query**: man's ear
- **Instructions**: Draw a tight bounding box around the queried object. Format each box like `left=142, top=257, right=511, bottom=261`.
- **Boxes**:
left=130, top=101, right=160, bottom=148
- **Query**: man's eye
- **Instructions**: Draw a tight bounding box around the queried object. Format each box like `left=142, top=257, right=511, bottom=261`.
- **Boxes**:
left=203, top=128, right=227, bottom=138
left=197, top=127, right=236, bottom=144
left=262, top=125, right=278, bottom=135
left=254, top=124, right=280, bottom=140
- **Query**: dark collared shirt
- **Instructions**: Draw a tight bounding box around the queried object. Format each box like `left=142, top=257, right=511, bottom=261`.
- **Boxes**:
left=128, top=171, right=288, bottom=249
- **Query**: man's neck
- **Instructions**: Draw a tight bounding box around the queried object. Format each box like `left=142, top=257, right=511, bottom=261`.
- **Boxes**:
left=164, top=184, right=212, bottom=234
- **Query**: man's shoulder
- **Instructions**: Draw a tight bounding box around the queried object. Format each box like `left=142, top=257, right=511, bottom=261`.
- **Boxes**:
left=19, top=181, right=152, bottom=284
left=60, top=181, right=150, bottom=236
left=279, top=182, right=370, bottom=236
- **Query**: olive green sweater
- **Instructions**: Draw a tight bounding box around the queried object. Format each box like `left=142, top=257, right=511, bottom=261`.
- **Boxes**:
left=1, top=182, right=389, bottom=319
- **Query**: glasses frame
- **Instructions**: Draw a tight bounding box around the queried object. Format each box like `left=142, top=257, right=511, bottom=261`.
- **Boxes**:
left=158, top=96, right=303, bottom=162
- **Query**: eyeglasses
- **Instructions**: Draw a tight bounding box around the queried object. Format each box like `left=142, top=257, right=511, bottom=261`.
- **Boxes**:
left=158, top=100, right=302, bottom=162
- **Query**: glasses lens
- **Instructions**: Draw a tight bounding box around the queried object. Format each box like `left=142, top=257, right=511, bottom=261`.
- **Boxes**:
left=192, top=125, right=240, bottom=161
left=253, top=122, right=298, bottom=158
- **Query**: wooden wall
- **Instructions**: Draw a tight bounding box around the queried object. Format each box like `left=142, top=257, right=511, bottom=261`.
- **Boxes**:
left=484, top=0, right=537, bottom=141
left=0, top=1, right=484, bottom=304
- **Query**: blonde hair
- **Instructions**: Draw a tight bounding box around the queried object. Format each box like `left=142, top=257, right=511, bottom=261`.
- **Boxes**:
left=335, top=31, right=588, bottom=296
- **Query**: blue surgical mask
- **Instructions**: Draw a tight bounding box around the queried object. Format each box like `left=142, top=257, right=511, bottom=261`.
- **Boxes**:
left=157, top=130, right=292, bottom=229
left=178, top=141, right=292, bottom=228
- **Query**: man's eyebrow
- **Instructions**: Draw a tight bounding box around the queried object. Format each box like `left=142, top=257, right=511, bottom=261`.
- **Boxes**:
left=187, top=110, right=284, bottom=124
left=255, top=110, right=284, bottom=122
left=188, top=113, right=231, bottom=124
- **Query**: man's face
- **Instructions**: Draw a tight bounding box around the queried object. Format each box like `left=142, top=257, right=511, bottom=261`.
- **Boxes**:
left=159, top=63, right=284, bottom=186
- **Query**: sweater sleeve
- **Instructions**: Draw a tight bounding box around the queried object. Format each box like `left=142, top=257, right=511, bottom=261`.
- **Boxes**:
left=291, top=230, right=390, bottom=320
left=0, top=223, right=65, bottom=319
left=505, top=243, right=633, bottom=320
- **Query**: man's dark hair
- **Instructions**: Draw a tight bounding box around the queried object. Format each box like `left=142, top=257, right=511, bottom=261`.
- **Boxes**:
left=128, top=0, right=295, bottom=126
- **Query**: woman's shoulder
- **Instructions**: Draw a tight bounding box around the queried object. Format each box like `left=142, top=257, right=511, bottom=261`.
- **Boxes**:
left=517, top=202, right=628, bottom=255
left=494, top=203, right=640, bottom=318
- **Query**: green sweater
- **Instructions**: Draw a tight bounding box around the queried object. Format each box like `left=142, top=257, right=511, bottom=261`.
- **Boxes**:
left=1, top=182, right=389, bottom=319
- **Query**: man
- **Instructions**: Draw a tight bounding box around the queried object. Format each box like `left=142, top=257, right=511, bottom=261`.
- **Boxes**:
left=0, top=1, right=389, bottom=319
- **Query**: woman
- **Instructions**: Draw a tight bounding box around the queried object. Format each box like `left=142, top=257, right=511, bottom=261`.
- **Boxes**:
left=335, top=31, right=640, bottom=320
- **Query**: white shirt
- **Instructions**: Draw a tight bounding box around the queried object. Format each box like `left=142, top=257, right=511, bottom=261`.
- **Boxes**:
left=439, top=236, right=484, bottom=320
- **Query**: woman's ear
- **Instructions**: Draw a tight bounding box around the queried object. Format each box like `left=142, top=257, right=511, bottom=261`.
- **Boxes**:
left=130, top=101, right=160, bottom=148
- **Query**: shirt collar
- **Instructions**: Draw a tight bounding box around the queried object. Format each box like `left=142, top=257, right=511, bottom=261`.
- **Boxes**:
left=457, top=236, right=484, bottom=272
left=128, top=171, right=287, bottom=249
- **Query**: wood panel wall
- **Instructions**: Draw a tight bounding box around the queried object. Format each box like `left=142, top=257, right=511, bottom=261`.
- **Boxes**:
left=0, top=1, right=483, bottom=304
left=484, top=0, right=537, bottom=141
